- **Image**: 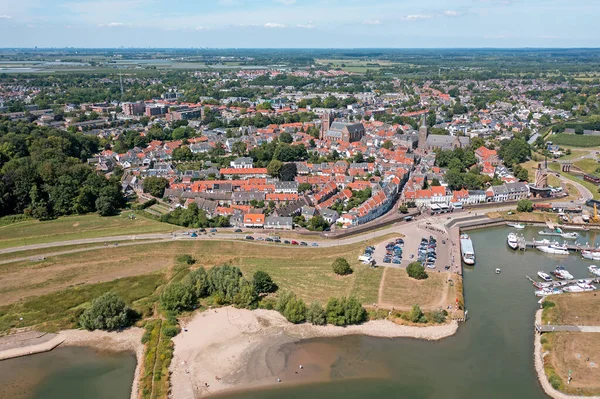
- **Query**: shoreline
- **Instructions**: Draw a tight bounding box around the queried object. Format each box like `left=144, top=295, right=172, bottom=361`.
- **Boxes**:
left=533, top=310, right=600, bottom=399
left=0, top=328, right=144, bottom=399
left=170, top=307, right=458, bottom=399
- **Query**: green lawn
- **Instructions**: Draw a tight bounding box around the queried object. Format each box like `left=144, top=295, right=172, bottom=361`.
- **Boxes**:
left=549, top=134, right=600, bottom=148
left=0, top=212, right=177, bottom=250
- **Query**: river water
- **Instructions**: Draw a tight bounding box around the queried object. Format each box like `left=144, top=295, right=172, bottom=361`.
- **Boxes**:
left=0, top=346, right=136, bottom=399
left=1, top=226, right=597, bottom=399
left=216, top=226, right=599, bottom=399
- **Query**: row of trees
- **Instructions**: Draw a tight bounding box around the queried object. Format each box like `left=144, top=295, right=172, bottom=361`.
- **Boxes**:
left=160, top=203, right=230, bottom=228
left=276, top=291, right=367, bottom=326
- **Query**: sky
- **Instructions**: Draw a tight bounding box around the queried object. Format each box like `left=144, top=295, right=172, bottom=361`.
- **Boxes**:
left=0, top=0, right=597, bottom=48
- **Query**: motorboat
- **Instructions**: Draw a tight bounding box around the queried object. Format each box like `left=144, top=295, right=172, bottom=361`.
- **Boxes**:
left=535, top=288, right=564, bottom=297
left=551, top=266, right=574, bottom=280
left=582, top=250, right=600, bottom=261
left=507, top=223, right=525, bottom=229
left=495, top=268, right=501, bottom=274
left=537, top=271, right=553, bottom=282
left=536, top=244, right=570, bottom=255
left=460, top=234, right=475, bottom=265
left=563, top=281, right=596, bottom=293
left=539, top=228, right=579, bottom=240
left=589, top=265, right=600, bottom=277
left=507, top=233, right=519, bottom=250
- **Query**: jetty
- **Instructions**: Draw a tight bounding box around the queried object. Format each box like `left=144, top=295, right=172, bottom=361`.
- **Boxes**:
left=520, top=240, right=597, bottom=252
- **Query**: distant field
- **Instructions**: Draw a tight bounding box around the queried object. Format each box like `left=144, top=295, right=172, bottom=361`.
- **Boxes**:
left=0, top=237, right=395, bottom=307
left=0, top=212, right=177, bottom=250
left=549, top=134, right=600, bottom=148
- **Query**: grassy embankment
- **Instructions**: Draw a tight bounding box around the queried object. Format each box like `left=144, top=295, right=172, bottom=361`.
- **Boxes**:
left=542, top=293, right=600, bottom=325
left=380, top=268, right=452, bottom=311
left=0, top=212, right=177, bottom=250
left=548, top=163, right=600, bottom=200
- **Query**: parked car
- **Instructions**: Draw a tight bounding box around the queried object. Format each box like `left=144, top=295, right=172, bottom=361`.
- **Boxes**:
left=284, top=240, right=291, bottom=244
left=245, top=235, right=254, bottom=240
left=300, top=241, right=308, bottom=246
left=190, top=232, right=198, bottom=238
left=312, top=243, right=318, bottom=247
left=199, top=228, right=206, bottom=232
left=234, top=229, right=242, bottom=233
left=291, top=240, right=299, bottom=245
left=265, top=237, right=273, bottom=242
left=274, top=239, right=281, bottom=243
left=210, top=228, right=217, bottom=233
left=257, top=237, right=264, bottom=241
left=392, top=258, right=401, bottom=264
left=383, top=257, right=392, bottom=263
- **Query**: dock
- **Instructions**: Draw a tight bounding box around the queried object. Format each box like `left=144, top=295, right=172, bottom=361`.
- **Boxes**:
left=520, top=240, right=596, bottom=252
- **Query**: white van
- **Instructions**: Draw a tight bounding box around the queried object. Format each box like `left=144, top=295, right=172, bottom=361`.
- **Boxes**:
left=358, top=255, right=373, bottom=263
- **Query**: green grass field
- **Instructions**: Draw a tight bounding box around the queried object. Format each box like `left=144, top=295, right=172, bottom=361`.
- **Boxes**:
left=548, top=163, right=600, bottom=200
left=549, top=134, right=600, bottom=148
left=573, top=158, right=600, bottom=174
left=0, top=212, right=177, bottom=250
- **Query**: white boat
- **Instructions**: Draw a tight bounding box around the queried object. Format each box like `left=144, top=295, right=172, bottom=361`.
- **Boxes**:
left=507, top=233, right=519, bottom=250
left=582, top=250, right=600, bottom=261
left=460, top=234, right=475, bottom=265
left=535, top=288, right=564, bottom=297
left=495, top=268, right=501, bottom=274
left=589, top=265, right=600, bottom=277
left=537, top=271, right=553, bottom=282
left=538, top=228, right=579, bottom=240
left=551, top=266, right=573, bottom=280
left=507, top=223, right=525, bottom=229
left=564, top=280, right=597, bottom=293
left=536, top=244, right=570, bottom=255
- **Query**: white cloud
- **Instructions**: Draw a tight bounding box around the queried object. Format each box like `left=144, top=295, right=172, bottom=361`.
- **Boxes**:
left=98, top=22, right=125, bottom=27
left=443, top=10, right=460, bottom=17
left=264, top=22, right=286, bottom=28
left=196, top=26, right=207, bottom=31
left=275, top=0, right=296, bottom=4
left=403, top=14, right=432, bottom=20
left=0, top=14, right=13, bottom=19
left=362, top=19, right=381, bottom=25
left=296, top=20, right=314, bottom=29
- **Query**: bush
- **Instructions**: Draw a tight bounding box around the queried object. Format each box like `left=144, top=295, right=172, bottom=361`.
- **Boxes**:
left=186, top=267, right=209, bottom=298
left=160, top=281, right=197, bottom=312
left=207, top=265, right=243, bottom=303
left=162, top=325, right=180, bottom=338
left=176, top=254, right=196, bottom=265
left=406, top=262, right=428, bottom=280
left=430, top=310, right=446, bottom=324
left=253, top=270, right=278, bottom=294
left=409, top=304, right=423, bottom=323
left=306, top=301, right=326, bottom=325
left=232, top=279, right=258, bottom=309
left=517, top=199, right=533, bottom=213
left=332, top=257, right=352, bottom=276
left=548, top=374, right=562, bottom=390
left=276, top=291, right=306, bottom=323
left=325, top=296, right=367, bottom=326
left=542, top=300, right=555, bottom=309
left=79, top=292, right=132, bottom=331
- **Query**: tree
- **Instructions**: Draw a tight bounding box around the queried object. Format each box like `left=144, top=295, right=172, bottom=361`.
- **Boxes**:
left=517, top=199, right=533, bottom=213
left=232, top=279, right=258, bottom=309
left=160, top=281, right=197, bottom=312
left=279, top=132, right=293, bottom=144
left=408, top=304, right=423, bottom=323
left=325, top=296, right=366, bottom=326
left=306, top=301, right=326, bottom=325
left=279, top=162, right=297, bottom=181
left=298, top=182, right=312, bottom=193
left=143, top=176, right=169, bottom=198
left=277, top=291, right=306, bottom=324
left=267, top=159, right=283, bottom=177
left=79, top=292, right=132, bottom=330
left=172, top=146, right=193, bottom=161
left=332, top=257, right=352, bottom=275
left=381, top=140, right=393, bottom=150
left=575, top=125, right=584, bottom=135
left=398, top=205, right=409, bottom=214
left=431, top=178, right=441, bottom=186
left=253, top=270, right=277, bottom=294
left=308, top=215, right=329, bottom=231
left=406, top=262, right=428, bottom=280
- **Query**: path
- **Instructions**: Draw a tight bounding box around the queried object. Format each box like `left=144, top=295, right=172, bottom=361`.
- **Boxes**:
left=536, top=324, right=600, bottom=333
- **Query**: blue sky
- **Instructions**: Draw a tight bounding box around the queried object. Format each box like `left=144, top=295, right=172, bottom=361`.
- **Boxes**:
left=0, top=0, right=597, bottom=48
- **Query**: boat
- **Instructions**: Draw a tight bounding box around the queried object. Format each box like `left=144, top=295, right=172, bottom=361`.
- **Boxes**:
left=460, top=234, right=475, bottom=265
left=551, top=266, right=573, bottom=280
left=564, top=280, right=597, bottom=293
left=507, top=223, right=525, bottom=229
left=589, top=265, right=600, bottom=277
left=538, top=228, right=579, bottom=240
left=535, top=288, right=564, bottom=297
left=537, top=271, right=553, bottom=282
left=507, top=233, right=519, bottom=250
left=536, top=244, right=570, bottom=255
left=495, top=268, right=501, bottom=274
left=582, top=250, right=600, bottom=261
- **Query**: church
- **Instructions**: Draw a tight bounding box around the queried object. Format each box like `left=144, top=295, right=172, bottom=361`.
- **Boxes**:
left=320, top=113, right=365, bottom=143
left=418, top=115, right=470, bottom=151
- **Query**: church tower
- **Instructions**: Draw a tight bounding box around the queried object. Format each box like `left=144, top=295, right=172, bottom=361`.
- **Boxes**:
left=320, top=112, right=333, bottom=140
left=418, top=114, right=428, bottom=150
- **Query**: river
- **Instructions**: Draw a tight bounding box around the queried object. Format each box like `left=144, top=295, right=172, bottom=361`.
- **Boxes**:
left=1, top=226, right=597, bottom=399
left=214, top=226, right=598, bottom=399
left=0, top=346, right=136, bottom=399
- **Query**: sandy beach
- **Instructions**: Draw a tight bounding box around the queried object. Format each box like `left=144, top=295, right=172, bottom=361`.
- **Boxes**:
left=170, top=307, right=458, bottom=399
left=533, top=310, right=600, bottom=399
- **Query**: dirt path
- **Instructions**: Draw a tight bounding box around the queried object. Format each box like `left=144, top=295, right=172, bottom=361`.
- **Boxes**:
left=377, top=266, right=388, bottom=307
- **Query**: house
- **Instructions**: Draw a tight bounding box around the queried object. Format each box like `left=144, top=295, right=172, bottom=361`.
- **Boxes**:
left=265, top=216, right=293, bottom=230
left=301, top=206, right=317, bottom=219
left=486, top=182, right=530, bottom=202
left=243, top=213, right=265, bottom=228
left=220, top=167, right=268, bottom=179
left=275, top=181, right=298, bottom=194
left=475, top=146, right=499, bottom=165
left=232, top=191, right=266, bottom=205
left=320, top=208, right=340, bottom=224
left=230, top=157, right=254, bottom=169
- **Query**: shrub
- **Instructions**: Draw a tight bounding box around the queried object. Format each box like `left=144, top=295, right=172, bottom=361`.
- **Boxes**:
left=186, top=267, right=210, bottom=298
left=332, top=257, right=352, bottom=276
left=176, top=254, right=196, bottom=265
left=276, top=291, right=306, bottom=323
left=542, top=300, right=555, bottom=309
left=232, top=279, right=258, bottom=309
left=325, top=296, right=367, bottom=326
left=406, top=262, right=428, bottom=280
left=160, top=282, right=197, bottom=312
left=79, top=292, right=132, bottom=331
left=162, top=325, right=180, bottom=338
left=409, top=304, right=423, bottom=323
left=207, top=266, right=243, bottom=303
left=253, top=271, right=278, bottom=294
left=430, top=310, right=446, bottom=324
left=548, top=374, right=562, bottom=390
left=306, top=301, right=326, bottom=325
left=517, top=199, right=533, bottom=213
